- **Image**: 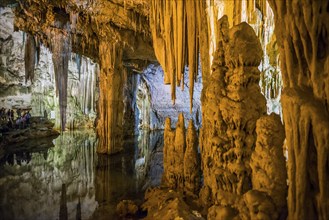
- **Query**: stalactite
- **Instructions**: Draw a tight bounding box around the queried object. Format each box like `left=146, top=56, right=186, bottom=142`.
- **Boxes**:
left=48, top=28, right=71, bottom=131
left=150, top=0, right=205, bottom=110
left=24, top=32, right=36, bottom=83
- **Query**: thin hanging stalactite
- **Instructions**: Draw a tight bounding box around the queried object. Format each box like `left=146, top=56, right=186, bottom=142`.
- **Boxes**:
left=24, top=32, right=36, bottom=83
left=150, top=0, right=206, bottom=112
left=48, top=28, right=71, bottom=131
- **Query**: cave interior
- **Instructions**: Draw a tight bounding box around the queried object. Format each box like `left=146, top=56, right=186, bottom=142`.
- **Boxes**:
left=0, top=0, right=328, bottom=219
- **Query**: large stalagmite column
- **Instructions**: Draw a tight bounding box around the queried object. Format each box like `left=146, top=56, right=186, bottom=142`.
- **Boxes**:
left=96, top=40, right=124, bottom=154
left=200, top=15, right=266, bottom=205
left=268, top=1, right=329, bottom=219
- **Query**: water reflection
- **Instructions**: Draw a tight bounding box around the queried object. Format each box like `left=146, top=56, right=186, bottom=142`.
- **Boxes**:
left=0, top=129, right=163, bottom=220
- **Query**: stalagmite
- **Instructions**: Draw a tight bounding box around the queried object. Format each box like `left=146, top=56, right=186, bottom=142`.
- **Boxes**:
left=200, top=15, right=267, bottom=208
left=24, top=32, right=36, bottom=83
left=173, top=113, right=186, bottom=190
left=96, top=40, right=124, bottom=154
left=163, top=117, right=176, bottom=188
left=184, top=120, right=200, bottom=196
left=163, top=115, right=201, bottom=195
left=267, top=1, right=329, bottom=219
left=251, top=113, right=287, bottom=214
left=163, top=114, right=186, bottom=190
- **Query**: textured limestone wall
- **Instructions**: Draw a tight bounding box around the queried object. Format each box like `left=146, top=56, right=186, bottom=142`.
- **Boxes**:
left=268, top=1, right=329, bottom=219
left=122, top=68, right=139, bottom=136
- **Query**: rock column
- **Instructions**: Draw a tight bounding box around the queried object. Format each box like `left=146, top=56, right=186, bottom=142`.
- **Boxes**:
left=96, top=40, right=124, bottom=154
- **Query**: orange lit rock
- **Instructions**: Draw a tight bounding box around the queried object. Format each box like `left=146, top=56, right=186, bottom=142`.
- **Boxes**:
left=96, top=41, right=124, bottom=154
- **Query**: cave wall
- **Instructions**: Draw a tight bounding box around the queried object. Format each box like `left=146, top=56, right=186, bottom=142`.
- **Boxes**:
left=268, top=1, right=329, bottom=219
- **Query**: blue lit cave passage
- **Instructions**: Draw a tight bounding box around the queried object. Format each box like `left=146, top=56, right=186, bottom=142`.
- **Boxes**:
left=0, top=130, right=164, bottom=220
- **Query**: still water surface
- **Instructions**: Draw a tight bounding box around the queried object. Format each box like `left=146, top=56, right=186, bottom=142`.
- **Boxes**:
left=0, top=130, right=163, bottom=220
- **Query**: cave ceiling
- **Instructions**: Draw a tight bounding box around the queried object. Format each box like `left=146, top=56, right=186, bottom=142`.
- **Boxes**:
left=10, top=0, right=156, bottom=66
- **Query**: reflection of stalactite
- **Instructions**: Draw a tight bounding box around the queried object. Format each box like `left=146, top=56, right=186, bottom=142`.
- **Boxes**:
left=24, top=33, right=36, bottom=83
left=76, top=198, right=81, bottom=220
left=59, top=184, right=68, bottom=220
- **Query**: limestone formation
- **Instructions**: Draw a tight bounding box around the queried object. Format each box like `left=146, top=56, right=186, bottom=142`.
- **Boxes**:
left=163, top=115, right=185, bottom=190
left=24, top=33, right=36, bottom=83
left=200, top=16, right=266, bottom=206
left=48, top=28, right=71, bottom=131
left=250, top=113, right=287, bottom=212
left=149, top=0, right=214, bottom=109
left=96, top=41, right=124, bottom=154
left=142, top=187, right=204, bottom=220
left=116, top=200, right=138, bottom=217
left=163, top=115, right=201, bottom=196
left=184, top=120, right=201, bottom=196
left=267, top=1, right=329, bottom=219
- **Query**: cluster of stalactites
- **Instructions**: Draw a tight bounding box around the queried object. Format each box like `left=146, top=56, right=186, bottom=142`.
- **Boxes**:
left=47, top=28, right=71, bottom=131
left=149, top=0, right=201, bottom=112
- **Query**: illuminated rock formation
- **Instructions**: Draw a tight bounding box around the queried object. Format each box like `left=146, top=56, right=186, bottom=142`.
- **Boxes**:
left=163, top=115, right=201, bottom=195
left=96, top=41, right=124, bottom=154
left=200, top=15, right=266, bottom=206
left=268, top=1, right=329, bottom=219
left=250, top=113, right=287, bottom=212
left=163, top=117, right=182, bottom=189
left=184, top=120, right=201, bottom=196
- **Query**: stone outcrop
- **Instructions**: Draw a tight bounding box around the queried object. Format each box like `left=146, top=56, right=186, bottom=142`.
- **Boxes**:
left=163, top=114, right=201, bottom=195
left=268, top=1, right=329, bottom=219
